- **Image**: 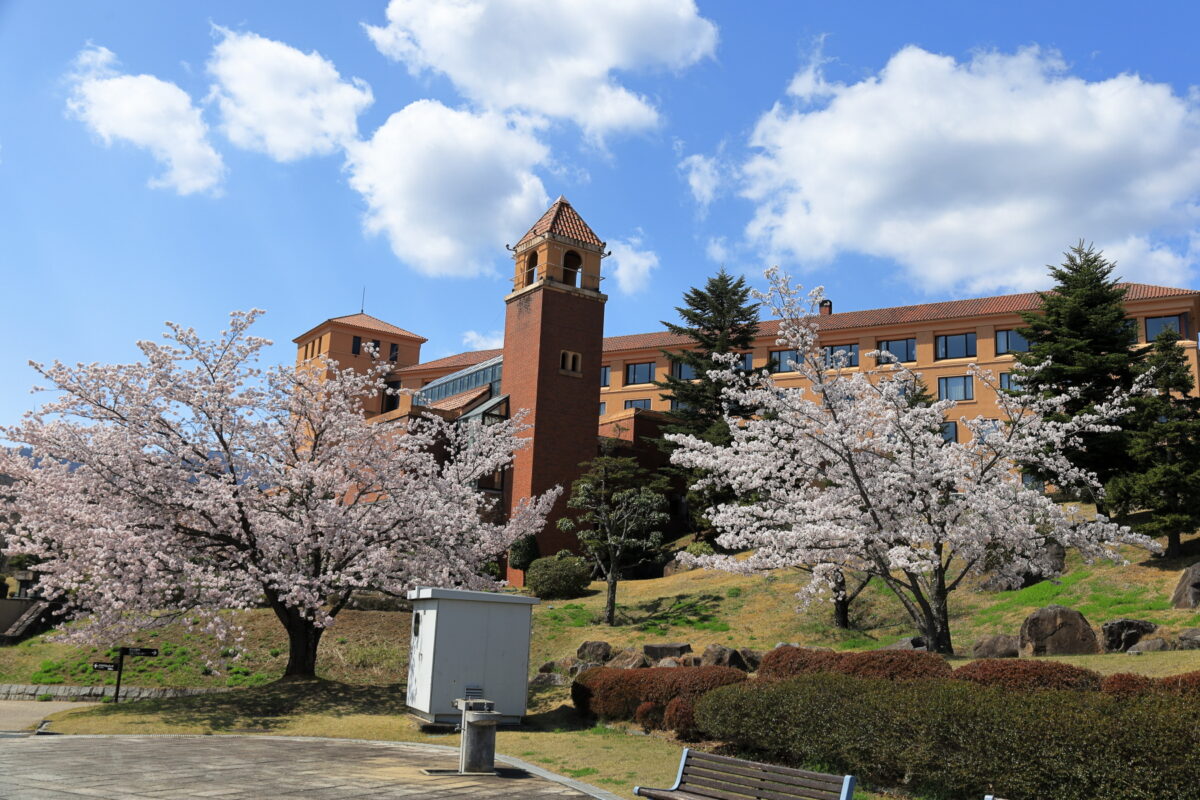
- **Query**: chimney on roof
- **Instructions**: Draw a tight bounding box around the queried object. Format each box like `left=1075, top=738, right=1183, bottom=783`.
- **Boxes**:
left=819, top=298, right=833, bottom=316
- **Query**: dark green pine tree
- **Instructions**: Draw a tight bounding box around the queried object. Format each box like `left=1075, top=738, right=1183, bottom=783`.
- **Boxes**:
left=1106, top=330, right=1200, bottom=558
left=656, top=268, right=761, bottom=446
left=1016, top=242, right=1144, bottom=496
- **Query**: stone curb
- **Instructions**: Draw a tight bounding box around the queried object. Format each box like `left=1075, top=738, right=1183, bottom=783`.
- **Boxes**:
left=0, top=683, right=227, bottom=702
left=45, top=734, right=627, bottom=800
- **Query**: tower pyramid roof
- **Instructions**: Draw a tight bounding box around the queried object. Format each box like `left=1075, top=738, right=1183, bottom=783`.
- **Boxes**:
left=515, top=196, right=604, bottom=249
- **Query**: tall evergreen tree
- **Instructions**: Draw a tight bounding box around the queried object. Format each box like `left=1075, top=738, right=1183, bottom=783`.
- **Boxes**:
left=1106, top=330, right=1200, bottom=558
left=1017, top=242, right=1144, bottom=495
left=656, top=269, right=760, bottom=446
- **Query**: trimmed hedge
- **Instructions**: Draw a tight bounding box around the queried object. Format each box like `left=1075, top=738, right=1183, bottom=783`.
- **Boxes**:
left=571, top=665, right=747, bottom=734
left=758, top=645, right=951, bottom=682
left=695, top=672, right=1200, bottom=800
left=1101, top=672, right=1158, bottom=696
left=525, top=552, right=591, bottom=600
left=634, top=701, right=664, bottom=731
left=663, top=695, right=699, bottom=741
left=1158, top=669, right=1200, bottom=695
left=953, top=658, right=1101, bottom=691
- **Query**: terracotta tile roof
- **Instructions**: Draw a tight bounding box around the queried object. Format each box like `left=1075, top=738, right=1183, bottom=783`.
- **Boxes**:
left=294, top=312, right=427, bottom=343
left=395, top=348, right=502, bottom=375
left=515, top=196, right=604, bottom=249
left=393, top=282, right=1199, bottom=373
left=426, top=386, right=491, bottom=413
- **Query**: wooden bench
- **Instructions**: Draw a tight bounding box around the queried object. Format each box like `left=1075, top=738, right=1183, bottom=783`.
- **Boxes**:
left=633, top=748, right=856, bottom=800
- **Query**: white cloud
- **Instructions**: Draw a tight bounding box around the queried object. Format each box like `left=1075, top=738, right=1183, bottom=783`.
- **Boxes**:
left=679, top=153, right=721, bottom=208
left=1101, top=235, right=1197, bottom=286
left=67, top=45, right=224, bottom=195
left=607, top=235, right=659, bottom=294
left=705, top=236, right=730, bottom=264
left=344, top=100, right=549, bottom=277
left=462, top=330, right=504, bottom=350
left=208, top=28, right=373, bottom=161
left=743, top=46, right=1200, bottom=293
left=365, top=0, right=717, bottom=139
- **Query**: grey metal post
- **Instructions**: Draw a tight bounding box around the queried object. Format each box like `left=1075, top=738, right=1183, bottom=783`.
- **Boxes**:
left=455, top=698, right=501, bottom=774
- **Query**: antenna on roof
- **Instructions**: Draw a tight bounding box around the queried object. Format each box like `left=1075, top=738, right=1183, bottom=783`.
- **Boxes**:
left=360, top=286, right=366, bottom=314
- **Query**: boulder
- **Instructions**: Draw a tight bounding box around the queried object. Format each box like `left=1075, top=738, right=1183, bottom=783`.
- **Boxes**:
left=606, top=650, right=649, bottom=669
left=1019, top=605, right=1100, bottom=656
left=570, top=660, right=601, bottom=677
left=576, top=641, right=613, bottom=663
left=529, top=672, right=566, bottom=688
left=1171, top=563, right=1200, bottom=609
left=972, top=634, right=1019, bottom=659
left=1177, top=628, right=1200, bottom=650
left=1128, top=637, right=1171, bottom=654
left=538, top=660, right=557, bottom=674
left=881, top=636, right=927, bottom=651
left=1101, top=619, right=1158, bottom=653
left=679, top=655, right=702, bottom=667
left=774, top=642, right=800, bottom=650
left=700, top=644, right=748, bottom=671
left=643, top=642, right=692, bottom=661
left=662, top=560, right=695, bottom=577
left=656, top=657, right=681, bottom=668
left=738, top=648, right=763, bottom=672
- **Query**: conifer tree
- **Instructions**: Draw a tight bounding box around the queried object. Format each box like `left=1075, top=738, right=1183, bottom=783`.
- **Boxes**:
left=1017, top=242, right=1144, bottom=494
left=1106, top=330, right=1200, bottom=558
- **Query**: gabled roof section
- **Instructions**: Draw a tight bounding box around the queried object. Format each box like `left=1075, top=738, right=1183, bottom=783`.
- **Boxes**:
left=515, top=196, right=604, bottom=250
left=293, top=312, right=427, bottom=344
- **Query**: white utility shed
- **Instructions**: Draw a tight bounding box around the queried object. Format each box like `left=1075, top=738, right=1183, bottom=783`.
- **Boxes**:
left=405, top=586, right=539, bottom=725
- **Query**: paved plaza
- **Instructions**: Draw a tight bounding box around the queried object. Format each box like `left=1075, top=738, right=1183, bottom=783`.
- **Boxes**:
left=0, top=735, right=619, bottom=800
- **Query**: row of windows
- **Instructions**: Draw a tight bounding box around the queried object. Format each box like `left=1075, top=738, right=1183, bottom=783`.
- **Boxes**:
left=351, top=335, right=401, bottom=362
left=416, top=361, right=502, bottom=405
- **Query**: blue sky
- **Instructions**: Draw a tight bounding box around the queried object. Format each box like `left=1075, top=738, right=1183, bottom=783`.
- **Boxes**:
left=3, top=1, right=1200, bottom=425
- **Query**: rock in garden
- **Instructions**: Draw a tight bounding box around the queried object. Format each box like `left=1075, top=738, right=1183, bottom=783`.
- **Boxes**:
left=1101, top=619, right=1158, bottom=652
left=1171, top=563, right=1200, bottom=609
left=1128, top=637, right=1171, bottom=654
left=538, top=660, right=557, bottom=674
left=576, top=641, right=613, bottom=663
left=1177, top=628, right=1200, bottom=650
left=662, top=560, right=694, bottom=577
left=700, top=644, right=748, bottom=670
left=738, top=648, right=763, bottom=672
left=607, top=650, right=650, bottom=669
left=656, top=657, right=681, bottom=668
left=679, top=655, right=702, bottom=667
left=881, top=636, right=927, bottom=651
left=643, top=642, right=692, bottom=660
left=774, top=642, right=800, bottom=649
left=529, top=672, right=566, bottom=688
left=972, top=634, right=1019, bottom=659
left=1019, top=605, right=1100, bottom=656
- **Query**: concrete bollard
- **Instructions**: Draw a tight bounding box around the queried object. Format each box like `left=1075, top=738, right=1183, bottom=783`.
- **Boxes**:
left=454, top=697, right=501, bottom=775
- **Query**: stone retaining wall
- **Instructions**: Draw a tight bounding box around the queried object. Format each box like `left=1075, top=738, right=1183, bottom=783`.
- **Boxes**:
left=0, top=684, right=228, bottom=702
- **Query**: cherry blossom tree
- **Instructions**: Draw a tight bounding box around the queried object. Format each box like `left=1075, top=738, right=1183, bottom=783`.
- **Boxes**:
left=669, top=269, right=1157, bottom=654
left=0, top=311, right=555, bottom=678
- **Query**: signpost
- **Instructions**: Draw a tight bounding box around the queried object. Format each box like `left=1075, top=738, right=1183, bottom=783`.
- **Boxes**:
left=91, top=646, right=159, bottom=703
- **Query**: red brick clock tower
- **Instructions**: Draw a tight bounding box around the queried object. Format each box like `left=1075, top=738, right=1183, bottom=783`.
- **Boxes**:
left=501, top=197, right=607, bottom=584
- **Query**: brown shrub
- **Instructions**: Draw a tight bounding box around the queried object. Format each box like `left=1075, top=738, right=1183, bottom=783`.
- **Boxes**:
left=570, top=665, right=747, bottom=721
left=1158, top=670, right=1200, bottom=695
left=953, top=659, right=1101, bottom=691
left=663, top=695, right=700, bottom=741
left=757, top=646, right=845, bottom=681
left=838, top=650, right=953, bottom=680
left=634, top=701, right=664, bottom=731
left=1100, top=672, right=1159, bottom=697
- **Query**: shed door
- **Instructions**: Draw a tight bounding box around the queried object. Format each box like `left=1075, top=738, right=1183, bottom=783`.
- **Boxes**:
left=406, top=604, right=436, bottom=712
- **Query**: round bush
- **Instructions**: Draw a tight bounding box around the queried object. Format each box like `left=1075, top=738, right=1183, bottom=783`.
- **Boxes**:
left=663, top=695, right=700, bottom=740
left=1101, top=672, right=1158, bottom=697
left=684, top=541, right=715, bottom=557
left=757, top=646, right=845, bottom=681
left=570, top=665, right=747, bottom=722
left=525, top=552, right=591, bottom=600
left=634, top=701, right=664, bottom=731
left=508, top=534, right=540, bottom=572
left=838, top=650, right=953, bottom=680
left=953, top=659, right=1101, bottom=691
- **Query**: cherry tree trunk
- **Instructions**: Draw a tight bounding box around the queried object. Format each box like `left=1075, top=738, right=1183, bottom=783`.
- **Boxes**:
left=919, top=597, right=954, bottom=655
left=833, top=597, right=851, bottom=629
left=271, top=602, right=324, bottom=678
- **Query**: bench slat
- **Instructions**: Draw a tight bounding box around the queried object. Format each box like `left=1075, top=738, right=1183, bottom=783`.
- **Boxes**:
left=684, top=762, right=843, bottom=793
left=682, top=766, right=842, bottom=800
left=681, top=772, right=841, bottom=800
left=685, top=750, right=845, bottom=785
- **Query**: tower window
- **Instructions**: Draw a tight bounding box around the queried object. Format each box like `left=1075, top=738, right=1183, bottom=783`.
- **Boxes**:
left=524, top=251, right=538, bottom=287
left=352, top=335, right=362, bottom=355
left=560, top=350, right=582, bottom=375
left=563, top=250, right=582, bottom=287
left=389, top=342, right=399, bottom=362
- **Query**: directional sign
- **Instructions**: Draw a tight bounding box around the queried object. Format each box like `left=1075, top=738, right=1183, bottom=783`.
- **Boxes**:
left=92, top=662, right=118, bottom=671
left=120, top=647, right=159, bottom=657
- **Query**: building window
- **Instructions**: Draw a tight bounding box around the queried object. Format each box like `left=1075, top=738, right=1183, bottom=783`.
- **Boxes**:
left=822, top=343, right=859, bottom=368
left=372, top=339, right=381, bottom=356
left=600, top=365, right=610, bottom=387
left=937, top=375, right=974, bottom=401
left=389, top=342, right=399, bottom=362
left=382, top=380, right=401, bottom=413
left=877, top=338, right=917, bottom=363
left=625, top=362, right=655, bottom=385
left=935, top=332, right=976, bottom=360
left=737, top=352, right=754, bottom=371
left=563, top=250, right=581, bottom=287
left=1146, top=314, right=1187, bottom=341
left=352, top=335, right=362, bottom=356
left=975, top=419, right=1003, bottom=440
left=560, top=350, right=582, bottom=375
left=671, top=359, right=697, bottom=380
left=940, top=421, right=957, bottom=443
left=770, top=349, right=799, bottom=373
left=670, top=398, right=691, bottom=412
left=625, top=399, right=651, bottom=410
left=524, top=251, right=538, bottom=286
left=995, top=329, right=1029, bottom=354
left=999, top=372, right=1023, bottom=392
left=598, top=402, right=606, bottom=417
